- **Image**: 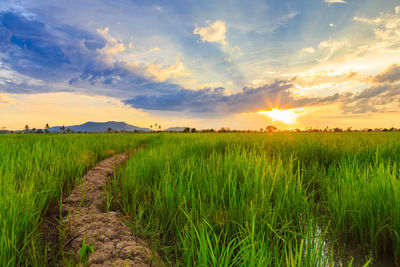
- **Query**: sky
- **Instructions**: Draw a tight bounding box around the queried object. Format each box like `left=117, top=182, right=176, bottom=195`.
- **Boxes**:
left=0, top=0, right=400, bottom=130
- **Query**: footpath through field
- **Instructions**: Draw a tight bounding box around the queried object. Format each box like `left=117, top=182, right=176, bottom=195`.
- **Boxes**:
left=60, top=146, right=158, bottom=266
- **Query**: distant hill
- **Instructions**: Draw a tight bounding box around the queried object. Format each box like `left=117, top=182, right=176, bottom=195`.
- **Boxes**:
left=48, top=121, right=151, bottom=132
left=164, top=127, right=189, bottom=132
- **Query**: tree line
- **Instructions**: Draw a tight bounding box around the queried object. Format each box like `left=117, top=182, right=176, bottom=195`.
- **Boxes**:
left=1, top=124, right=400, bottom=134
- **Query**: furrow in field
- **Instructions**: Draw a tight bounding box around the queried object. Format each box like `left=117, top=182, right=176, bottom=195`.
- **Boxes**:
left=61, top=147, right=158, bottom=266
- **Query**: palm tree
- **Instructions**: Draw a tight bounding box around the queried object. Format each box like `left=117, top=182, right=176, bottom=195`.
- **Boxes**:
left=45, top=123, right=50, bottom=133
left=25, top=125, right=29, bottom=133
left=159, top=125, right=161, bottom=130
left=60, top=125, right=65, bottom=133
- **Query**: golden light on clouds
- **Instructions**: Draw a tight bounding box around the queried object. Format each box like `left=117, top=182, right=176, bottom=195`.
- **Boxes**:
left=259, top=108, right=304, bottom=124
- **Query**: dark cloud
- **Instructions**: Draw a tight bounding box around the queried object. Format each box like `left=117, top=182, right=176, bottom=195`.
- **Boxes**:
left=124, top=80, right=347, bottom=114
left=69, top=61, right=184, bottom=96
left=342, top=65, right=400, bottom=114
left=124, top=74, right=400, bottom=116
left=355, top=84, right=393, bottom=99
left=0, top=10, right=184, bottom=97
left=372, top=64, right=400, bottom=83
left=343, top=84, right=400, bottom=114
left=0, top=11, right=105, bottom=80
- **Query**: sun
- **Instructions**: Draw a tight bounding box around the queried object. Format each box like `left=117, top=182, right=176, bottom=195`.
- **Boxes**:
left=258, top=108, right=302, bottom=124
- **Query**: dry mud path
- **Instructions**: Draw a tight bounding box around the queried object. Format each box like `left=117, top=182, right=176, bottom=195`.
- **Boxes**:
left=61, top=149, right=158, bottom=266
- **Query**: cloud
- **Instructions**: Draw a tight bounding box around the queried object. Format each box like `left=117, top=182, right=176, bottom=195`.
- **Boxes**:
left=342, top=83, right=400, bottom=114
left=97, top=27, right=126, bottom=58
left=146, top=57, right=191, bottom=82
left=353, top=6, right=400, bottom=48
left=0, top=10, right=191, bottom=98
left=125, top=60, right=400, bottom=116
left=301, top=47, right=315, bottom=54
left=124, top=80, right=346, bottom=114
left=318, top=39, right=347, bottom=49
left=293, top=70, right=360, bottom=88
left=317, top=39, right=348, bottom=61
left=0, top=10, right=105, bottom=82
left=125, top=79, right=400, bottom=116
left=372, top=64, right=400, bottom=83
left=193, top=20, right=227, bottom=45
left=324, top=0, right=347, bottom=4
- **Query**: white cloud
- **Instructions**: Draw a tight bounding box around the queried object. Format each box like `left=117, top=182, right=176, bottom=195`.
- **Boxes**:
left=96, top=27, right=126, bottom=61
left=318, top=39, right=347, bottom=49
left=193, top=20, right=227, bottom=45
left=145, top=57, right=191, bottom=82
left=353, top=6, right=400, bottom=49
left=324, top=0, right=347, bottom=4
left=318, top=39, right=348, bottom=61
left=329, top=23, right=335, bottom=27
left=301, top=47, right=315, bottom=53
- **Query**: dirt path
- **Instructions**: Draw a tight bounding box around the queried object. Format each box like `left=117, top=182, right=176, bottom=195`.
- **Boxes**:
left=61, top=150, right=158, bottom=266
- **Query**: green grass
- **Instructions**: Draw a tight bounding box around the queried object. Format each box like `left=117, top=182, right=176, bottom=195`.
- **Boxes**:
left=1, top=132, right=399, bottom=266
left=116, top=132, right=400, bottom=266
left=0, top=133, right=152, bottom=266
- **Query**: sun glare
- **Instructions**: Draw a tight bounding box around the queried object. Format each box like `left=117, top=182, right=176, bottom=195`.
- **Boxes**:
left=258, top=108, right=302, bottom=124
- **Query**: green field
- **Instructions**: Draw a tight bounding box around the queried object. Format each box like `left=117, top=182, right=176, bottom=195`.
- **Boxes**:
left=1, top=132, right=399, bottom=266
left=0, top=133, right=150, bottom=266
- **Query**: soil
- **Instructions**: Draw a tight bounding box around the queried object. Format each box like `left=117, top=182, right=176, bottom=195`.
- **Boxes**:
left=60, top=150, right=159, bottom=266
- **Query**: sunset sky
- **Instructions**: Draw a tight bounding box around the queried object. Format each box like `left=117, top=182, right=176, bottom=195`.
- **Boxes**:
left=1, top=0, right=400, bottom=130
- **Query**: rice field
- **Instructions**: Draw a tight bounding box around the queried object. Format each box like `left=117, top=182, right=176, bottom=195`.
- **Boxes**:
left=0, top=133, right=150, bottom=266
left=0, top=132, right=399, bottom=266
left=116, top=132, right=400, bottom=266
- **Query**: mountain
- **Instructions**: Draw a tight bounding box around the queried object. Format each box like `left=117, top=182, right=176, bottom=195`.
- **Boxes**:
left=48, top=121, right=151, bottom=132
left=164, top=127, right=189, bottom=132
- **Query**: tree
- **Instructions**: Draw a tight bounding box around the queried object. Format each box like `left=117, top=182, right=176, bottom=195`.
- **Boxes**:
left=266, top=125, right=277, bottom=133
left=60, top=125, right=65, bottom=133
left=220, top=127, right=231, bottom=132
left=45, top=123, right=50, bottom=133
left=183, top=127, right=191, bottom=133
left=259, top=128, right=264, bottom=132
left=107, top=127, right=113, bottom=133
left=25, top=125, right=29, bottom=133
left=32, top=128, right=36, bottom=133
left=191, top=128, right=197, bottom=133
left=159, top=125, right=161, bottom=130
